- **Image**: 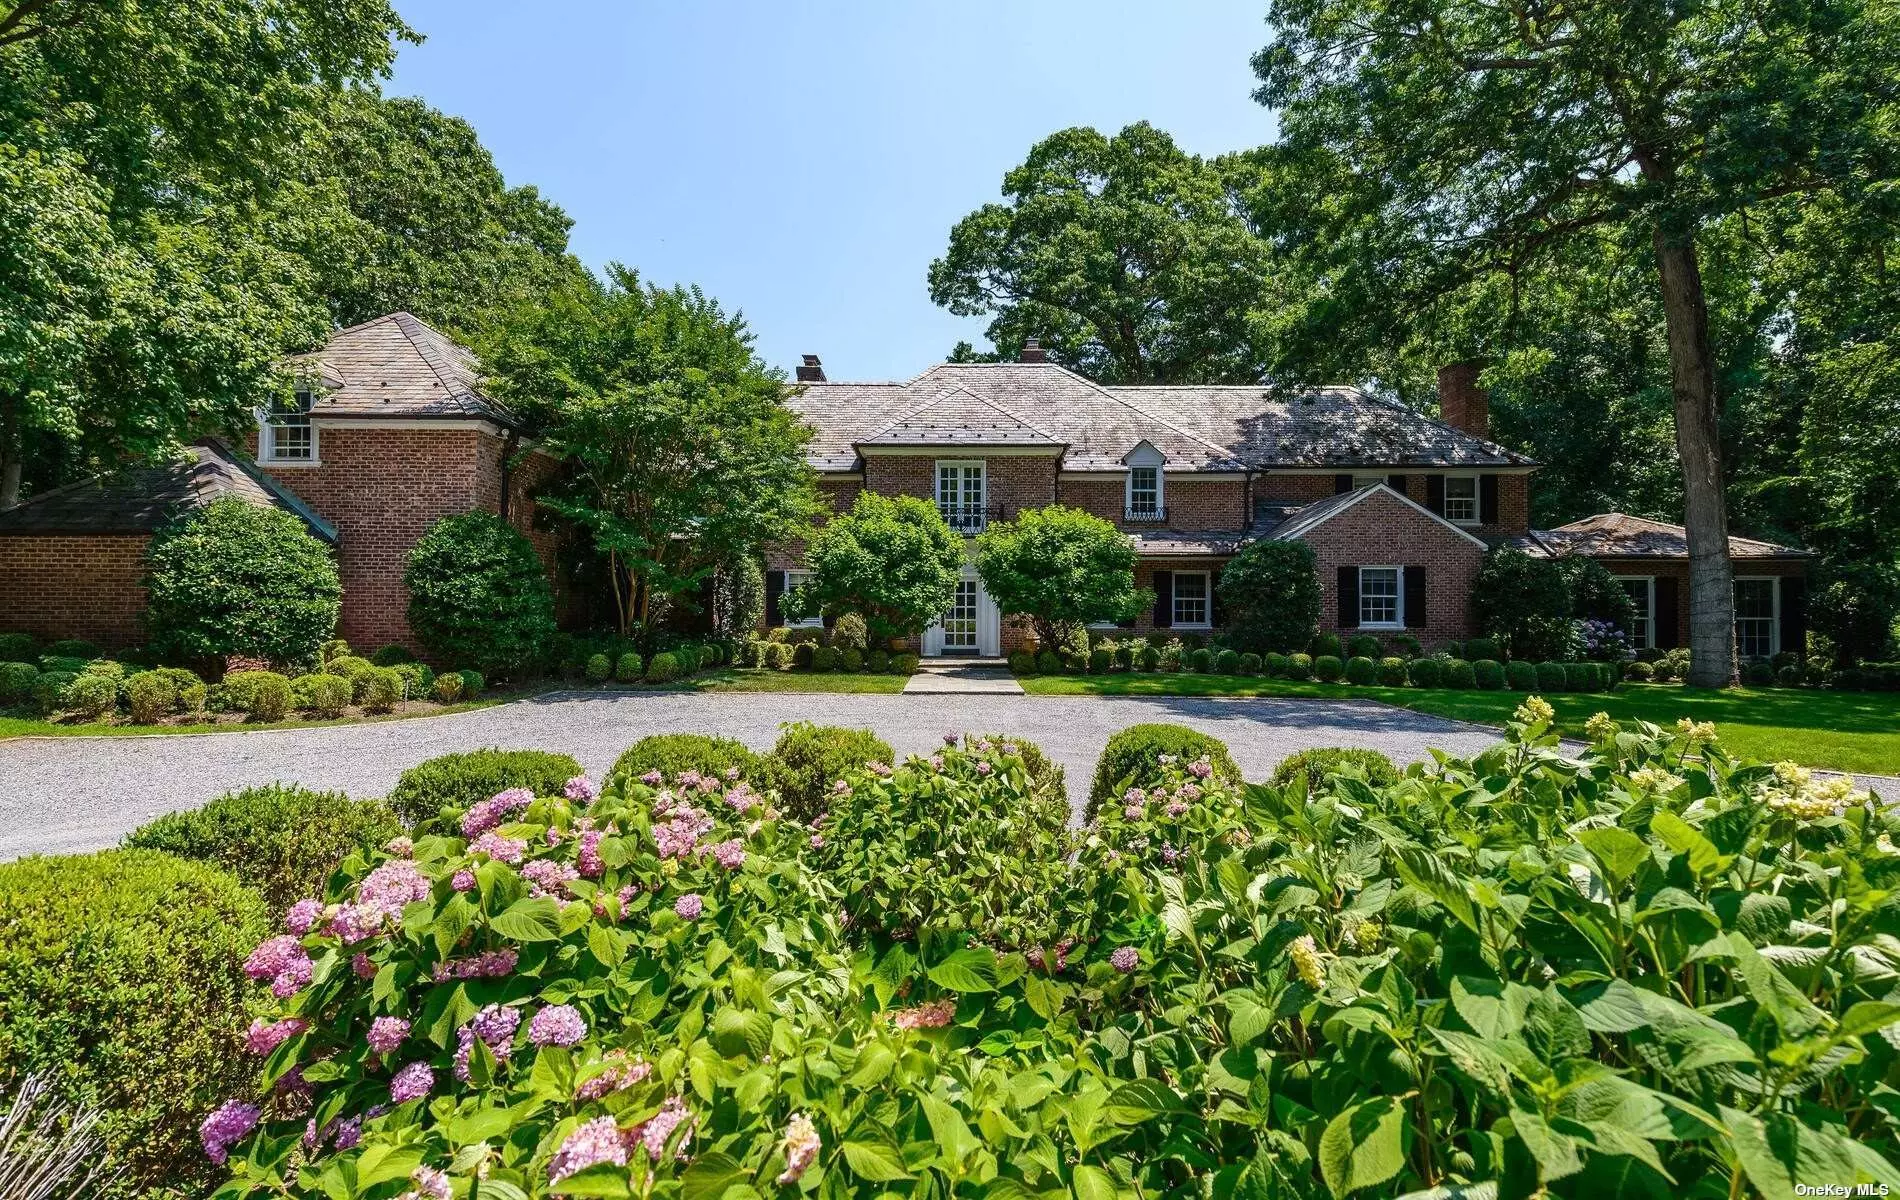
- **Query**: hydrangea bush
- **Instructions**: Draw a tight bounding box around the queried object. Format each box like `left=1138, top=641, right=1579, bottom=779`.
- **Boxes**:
left=208, top=705, right=1900, bottom=1198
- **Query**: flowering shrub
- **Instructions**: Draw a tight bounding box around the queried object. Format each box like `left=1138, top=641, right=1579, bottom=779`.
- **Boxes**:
left=385, top=749, right=584, bottom=829
left=1084, top=722, right=1240, bottom=818
left=608, top=733, right=761, bottom=789
left=757, top=722, right=894, bottom=823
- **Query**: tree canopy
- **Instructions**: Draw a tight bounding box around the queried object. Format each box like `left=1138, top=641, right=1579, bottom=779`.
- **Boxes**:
left=782, top=493, right=965, bottom=642
left=973, top=505, right=1147, bottom=644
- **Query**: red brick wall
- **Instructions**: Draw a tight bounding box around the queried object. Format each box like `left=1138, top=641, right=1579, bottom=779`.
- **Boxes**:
left=0, top=535, right=151, bottom=648
left=861, top=453, right=1059, bottom=518
left=1255, top=472, right=1529, bottom=537
left=1295, top=491, right=1486, bottom=645
left=1595, top=557, right=1807, bottom=650
left=1060, top=476, right=1248, bottom=531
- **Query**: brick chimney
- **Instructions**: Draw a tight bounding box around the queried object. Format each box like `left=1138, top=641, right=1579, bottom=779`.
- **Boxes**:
left=795, top=354, right=826, bottom=383
left=1437, top=361, right=1488, bottom=439
left=1017, top=337, right=1047, bottom=364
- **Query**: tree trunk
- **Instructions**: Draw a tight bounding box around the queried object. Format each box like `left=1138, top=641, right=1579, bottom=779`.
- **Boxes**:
left=0, top=392, right=21, bottom=510
left=1651, top=227, right=1736, bottom=688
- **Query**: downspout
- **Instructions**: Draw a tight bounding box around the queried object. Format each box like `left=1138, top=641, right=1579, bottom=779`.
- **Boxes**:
left=500, top=430, right=518, bottom=523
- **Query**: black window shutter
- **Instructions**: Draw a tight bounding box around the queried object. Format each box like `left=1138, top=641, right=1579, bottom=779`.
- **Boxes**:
left=1425, top=475, right=1446, bottom=516
left=1334, top=473, right=1353, bottom=494
left=764, top=570, right=784, bottom=626
left=1480, top=475, right=1501, bottom=525
left=1653, top=576, right=1680, bottom=648
left=1152, top=571, right=1173, bottom=628
left=1388, top=474, right=1408, bottom=495
left=1404, top=566, right=1427, bottom=629
left=1337, top=566, right=1359, bottom=628
left=1779, top=575, right=1807, bottom=657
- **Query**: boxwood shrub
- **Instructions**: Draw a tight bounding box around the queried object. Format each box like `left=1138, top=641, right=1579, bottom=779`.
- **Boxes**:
left=1308, top=632, right=1343, bottom=658
left=1036, top=650, right=1061, bottom=673
left=0, top=631, right=36, bottom=662
left=1086, top=722, right=1241, bottom=820
left=358, top=666, right=403, bottom=714
left=1404, top=656, right=1440, bottom=688
left=893, top=652, right=921, bottom=674
left=1344, top=655, right=1376, bottom=685
left=791, top=643, right=815, bottom=670
left=610, top=733, right=761, bottom=788
left=867, top=648, right=892, bottom=673
left=1344, top=633, right=1381, bottom=658
left=812, top=645, right=841, bottom=672
left=1238, top=651, right=1262, bottom=674
left=124, top=784, right=402, bottom=912
left=615, top=651, right=644, bottom=682
left=1214, top=648, right=1240, bottom=674
left=1264, top=651, right=1288, bottom=678
left=290, top=672, right=351, bottom=717
left=1378, top=655, right=1408, bottom=686
left=385, top=747, right=584, bottom=828
left=0, top=850, right=268, bottom=1199
left=1312, top=654, right=1344, bottom=682
left=1139, top=644, right=1161, bottom=671
left=457, top=668, right=485, bottom=698
left=432, top=672, right=465, bottom=703
left=1008, top=651, right=1036, bottom=674
left=1626, top=659, right=1655, bottom=681
left=1285, top=652, right=1313, bottom=680
left=403, top=511, right=556, bottom=676
left=1464, top=636, right=1503, bottom=662
left=585, top=653, right=613, bottom=682
left=1473, top=658, right=1506, bottom=689
left=1536, top=661, right=1568, bottom=691
left=33, top=670, right=75, bottom=713
left=1268, top=746, right=1400, bottom=790
left=1442, top=657, right=1477, bottom=689
left=65, top=671, right=117, bottom=719
left=761, top=723, right=895, bottom=823
left=0, top=659, right=39, bottom=704
left=645, top=651, right=683, bottom=683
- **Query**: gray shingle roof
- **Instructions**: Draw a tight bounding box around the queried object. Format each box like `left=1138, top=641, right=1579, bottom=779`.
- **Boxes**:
left=1518, top=513, right=1810, bottom=560
left=787, top=363, right=1532, bottom=473
left=291, top=312, right=517, bottom=427
left=0, top=439, right=337, bottom=542
left=860, top=385, right=1062, bottom=448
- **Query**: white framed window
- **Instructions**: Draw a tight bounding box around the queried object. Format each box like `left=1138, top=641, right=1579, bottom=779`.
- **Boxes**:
left=1173, top=571, right=1210, bottom=628
left=782, top=569, right=823, bottom=628
left=1443, top=475, right=1479, bottom=524
left=258, top=391, right=317, bottom=464
left=1126, top=464, right=1163, bottom=520
left=936, top=460, right=986, bottom=533
left=1619, top=576, right=1655, bottom=649
left=1735, top=577, right=1778, bottom=659
left=1351, top=473, right=1385, bottom=489
left=1359, top=566, right=1402, bottom=628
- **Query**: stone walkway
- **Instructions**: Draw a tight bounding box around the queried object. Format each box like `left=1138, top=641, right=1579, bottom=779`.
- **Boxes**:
left=901, top=659, right=1023, bottom=695
left=4, top=689, right=1891, bottom=861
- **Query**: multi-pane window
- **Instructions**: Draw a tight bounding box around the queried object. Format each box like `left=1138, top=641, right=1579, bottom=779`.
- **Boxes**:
left=259, top=391, right=315, bottom=462
left=1127, top=465, right=1161, bottom=519
left=1359, top=567, right=1401, bottom=627
left=1443, top=475, right=1478, bottom=523
left=1620, top=577, right=1654, bottom=649
left=937, top=462, right=986, bottom=532
left=1173, top=571, right=1210, bottom=628
left=1734, top=578, right=1777, bottom=659
left=783, top=570, right=823, bottom=628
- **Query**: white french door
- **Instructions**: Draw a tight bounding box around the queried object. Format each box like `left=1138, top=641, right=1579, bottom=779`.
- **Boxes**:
left=942, top=580, right=979, bottom=651
left=922, top=571, right=1001, bottom=656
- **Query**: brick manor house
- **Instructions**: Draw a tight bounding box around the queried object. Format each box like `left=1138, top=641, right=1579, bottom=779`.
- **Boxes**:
left=0, top=318, right=1809, bottom=660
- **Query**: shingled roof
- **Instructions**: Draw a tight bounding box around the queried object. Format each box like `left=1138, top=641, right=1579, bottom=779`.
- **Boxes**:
left=1518, top=513, right=1810, bottom=560
left=289, top=312, right=518, bottom=428
left=859, top=385, right=1063, bottom=448
left=787, top=362, right=1533, bottom=473
left=0, top=439, right=337, bottom=542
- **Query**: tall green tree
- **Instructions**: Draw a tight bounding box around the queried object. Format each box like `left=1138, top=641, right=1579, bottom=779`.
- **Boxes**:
left=0, top=0, right=413, bottom=507
left=782, top=493, right=964, bottom=643
left=480, top=267, right=820, bottom=638
left=928, top=123, right=1283, bottom=382
left=974, top=506, right=1147, bottom=645
left=1254, top=0, right=1900, bottom=685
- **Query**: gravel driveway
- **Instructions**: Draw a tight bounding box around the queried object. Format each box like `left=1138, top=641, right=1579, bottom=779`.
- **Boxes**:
left=3, top=690, right=1892, bottom=860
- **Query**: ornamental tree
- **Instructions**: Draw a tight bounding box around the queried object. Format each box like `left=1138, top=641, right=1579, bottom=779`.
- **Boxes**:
left=1216, top=539, right=1321, bottom=654
left=1471, top=547, right=1573, bottom=660
left=973, top=505, right=1146, bottom=645
left=782, top=493, right=963, bottom=642
left=404, top=511, right=557, bottom=676
left=145, top=496, right=342, bottom=669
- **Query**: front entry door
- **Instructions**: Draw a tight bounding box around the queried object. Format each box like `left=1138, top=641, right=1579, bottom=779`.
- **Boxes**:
left=941, top=580, right=979, bottom=652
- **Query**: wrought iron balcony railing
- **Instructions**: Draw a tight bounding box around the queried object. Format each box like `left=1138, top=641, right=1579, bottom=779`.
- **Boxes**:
left=940, top=503, right=1003, bottom=533
left=1123, top=504, right=1167, bottom=523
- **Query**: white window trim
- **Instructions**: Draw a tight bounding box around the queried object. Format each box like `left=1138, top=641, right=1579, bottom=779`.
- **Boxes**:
left=1125, top=463, right=1164, bottom=520
left=1734, top=576, right=1780, bottom=657
left=1358, top=565, right=1404, bottom=630
left=1351, top=472, right=1386, bottom=489
left=935, top=459, right=987, bottom=532
left=1442, top=473, right=1480, bottom=526
left=257, top=408, right=319, bottom=466
left=1172, top=570, right=1212, bottom=630
left=1619, top=575, right=1656, bottom=649
left=781, top=570, right=824, bottom=628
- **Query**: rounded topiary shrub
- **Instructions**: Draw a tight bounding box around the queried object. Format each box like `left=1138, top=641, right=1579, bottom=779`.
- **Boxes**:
left=1139, top=644, right=1161, bottom=671
left=1263, top=651, right=1288, bottom=678
left=1309, top=632, right=1343, bottom=659
left=322, top=654, right=375, bottom=697
left=812, top=645, right=841, bottom=672
left=403, top=511, right=556, bottom=677
left=0, top=849, right=269, bottom=1199
left=1625, top=659, right=1654, bottom=682
left=368, top=644, right=415, bottom=666
left=1237, top=651, right=1262, bottom=674
left=385, top=747, right=583, bottom=828
left=1443, top=658, right=1477, bottom=689
left=0, top=659, right=39, bottom=705
left=1743, top=661, right=1774, bottom=687
left=65, top=671, right=117, bottom=720
left=358, top=666, right=403, bottom=713
left=611, top=733, right=762, bottom=788
left=33, top=670, right=75, bottom=714
left=1089, top=647, right=1113, bottom=673
left=615, top=651, right=644, bottom=682
left=1378, top=656, right=1408, bottom=686
left=222, top=669, right=291, bottom=720
left=1187, top=647, right=1213, bottom=673
left=0, top=632, right=36, bottom=663
left=839, top=647, right=865, bottom=672
left=457, top=668, right=484, bottom=698
left=1507, top=659, right=1539, bottom=690
left=1313, top=654, right=1344, bottom=682
left=1344, top=655, right=1377, bottom=685
left=1008, top=651, right=1036, bottom=674
left=792, top=642, right=815, bottom=670
left=1536, top=661, right=1568, bottom=691
left=893, top=652, right=920, bottom=674
left=585, top=653, right=613, bottom=683
left=867, top=648, right=892, bottom=673
left=45, top=637, right=102, bottom=660
left=124, top=784, right=402, bottom=913
left=432, top=671, right=465, bottom=703
left=1036, top=650, right=1061, bottom=673
left=1388, top=633, right=1423, bottom=660
left=1473, top=659, right=1506, bottom=690
left=1269, top=747, right=1401, bottom=791
left=761, top=722, right=896, bottom=823
left=1087, top=723, right=1242, bottom=820
left=764, top=642, right=794, bottom=670
left=1464, top=636, right=1503, bottom=662
left=1212, top=647, right=1239, bottom=674
left=1404, top=657, right=1440, bottom=688
left=829, top=612, right=869, bottom=651
left=1776, top=664, right=1801, bottom=687
left=1285, top=652, right=1313, bottom=680
left=1346, top=634, right=1382, bottom=659
left=145, top=496, right=341, bottom=668
left=645, top=651, right=683, bottom=683
left=291, top=672, right=351, bottom=717
left=125, top=669, right=177, bottom=724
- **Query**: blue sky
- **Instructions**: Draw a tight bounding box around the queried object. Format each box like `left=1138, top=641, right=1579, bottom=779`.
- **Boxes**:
left=387, top=2, right=1274, bottom=381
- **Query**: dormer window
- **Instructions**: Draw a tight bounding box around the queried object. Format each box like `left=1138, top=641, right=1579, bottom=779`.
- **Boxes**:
left=258, top=381, right=318, bottom=464
left=1123, top=441, right=1166, bottom=522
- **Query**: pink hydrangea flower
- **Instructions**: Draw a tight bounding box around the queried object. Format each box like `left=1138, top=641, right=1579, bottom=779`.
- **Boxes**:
left=462, top=787, right=534, bottom=837
left=702, top=838, right=746, bottom=870
left=405, top=1166, right=452, bottom=1200
left=453, top=1005, right=521, bottom=1080
left=521, top=858, right=579, bottom=898
left=653, top=803, right=714, bottom=859
left=246, top=1017, right=308, bottom=1055
left=575, top=1050, right=651, bottom=1101
left=352, top=952, right=377, bottom=979
left=723, top=784, right=759, bottom=812
left=329, top=859, right=434, bottom=944
left=809, top=833, right=825, bottom=849
left=632, top=1097, right=694, bottom=1162
left=367, top=1016, right=409, bottom=1054
left=724, top=766, right=742, bottom=781
left=244, top=936, right=313, bottom=997
left=832, top=779, right=851, bottom=796
left=975, top=761, right=993, bottom=776
left=577, top=829, right=605, bottom=877
left=942, top=732, right=959, bottom=746
left=640, top=769, right=663, bottom=786
left=469, top=832, right=526, bottom=863
left=1110, top=946, right=1140, bottom=974
left=1166, top=800, right=1188, bottom=817
left=199, top=1099, right=260, bottom=1164
left=674, top=893, right=704, bottom=920
left=529, top=1004, right=588, bottom=1047
left=385, top=835, right=414, bottom=857
left=889, top=999, right=956, bottom=1031
left=1124, top=804, right=1144, bottom=820
left=866, top=760, right=892, bottom=777
left=777, top=1112, right=821, bottom=1184
left=929, top=754, right=944, bottom=770
left=284, top=898, right=322, bottom=935
left=564, top=774, right=599, bottom=803
left=549, top=1116, right=628, bottom=1182
left=450, top=869, right=476, bottom=892
left=1188, top=757, right=1213, bottom=779
left=390, top=1061, right=434, bottom=1104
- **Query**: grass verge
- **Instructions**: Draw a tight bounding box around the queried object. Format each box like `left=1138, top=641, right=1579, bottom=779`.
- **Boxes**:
left=0, top=696, right=512, bottom=740
left=1021, top=673, right=1900, bottom=776
left=684, top=669, right=910, bottom=694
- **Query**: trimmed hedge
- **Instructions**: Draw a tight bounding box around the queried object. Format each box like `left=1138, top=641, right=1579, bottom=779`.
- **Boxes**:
left=1536, top=661, right=1568, bottom=691
left=1309, top=633, right=1343, bottom=658
left=1473, top=659, right=1506, bottom=690
left=291, top=672, right=351, bottom=717
left=385, top=747, right=583, bottom=828
left=1405, top=657, right=1441, bottom=689
left=0, top=632, right=37, bottom=662
left=646, top=652, right=684, bottom=684
left=585, top=652, right=613, bottom=682
left=610, top=733, right=762, bottom=788
left=1378, top=656, right=1408, bottom=686
left=1285, top=653, right=1313, bottom=681
left=0, top=659, right=37, bottom=704
left=1270, top=746, right=1401, bottom=790
left=1507, top=660, right=1539, bottom=690
left=1442, top=658, right=1477, bottom=689
left=1313, top=654, right=1344, bottom=682
left=124, top=784, right=402, bottom=913
left=1086, top=723, right=1242, bottom=820
left=761, top=723, right=896, bottom=824
left=0, top=849, right=269, bottom=1199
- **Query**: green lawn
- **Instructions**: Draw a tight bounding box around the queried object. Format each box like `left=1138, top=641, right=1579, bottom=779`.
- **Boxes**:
left=1022, top=673, right=1900, bottom=776
left=685, top=669, right=910, bottom=694
left=0, top=696, right=508, bottom=740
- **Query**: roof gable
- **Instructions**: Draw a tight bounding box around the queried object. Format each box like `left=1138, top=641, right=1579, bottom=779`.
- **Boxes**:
left=1270, top=483, right=1488, bottom=549
left=1525, top=513, right=1810, bottom=559
left=859, top=385, right=1060, bottom=448
left=292, top=312, right=517, bottom=428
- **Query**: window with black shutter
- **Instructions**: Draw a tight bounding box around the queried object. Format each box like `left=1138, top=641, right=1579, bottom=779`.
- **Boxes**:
left=1425, top=475, right=1446, bottom=516
left=1404, top=566, right=1427, bottom=629
left=1334, top=473, right=1353, bottom=494
left=1151, top=571, right=1173, bottom=628
left=764, top=570, right=785, bottom=627
left=1780, top=576, right=1808, bottom=658
left=1653, top=576, right=1680, bottom=648
left=1337, top=566, right=1359, bottom=628
left=1388, top=474, right=1408, bottom=494
left=1480, top=475, right=1501, bottom=525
